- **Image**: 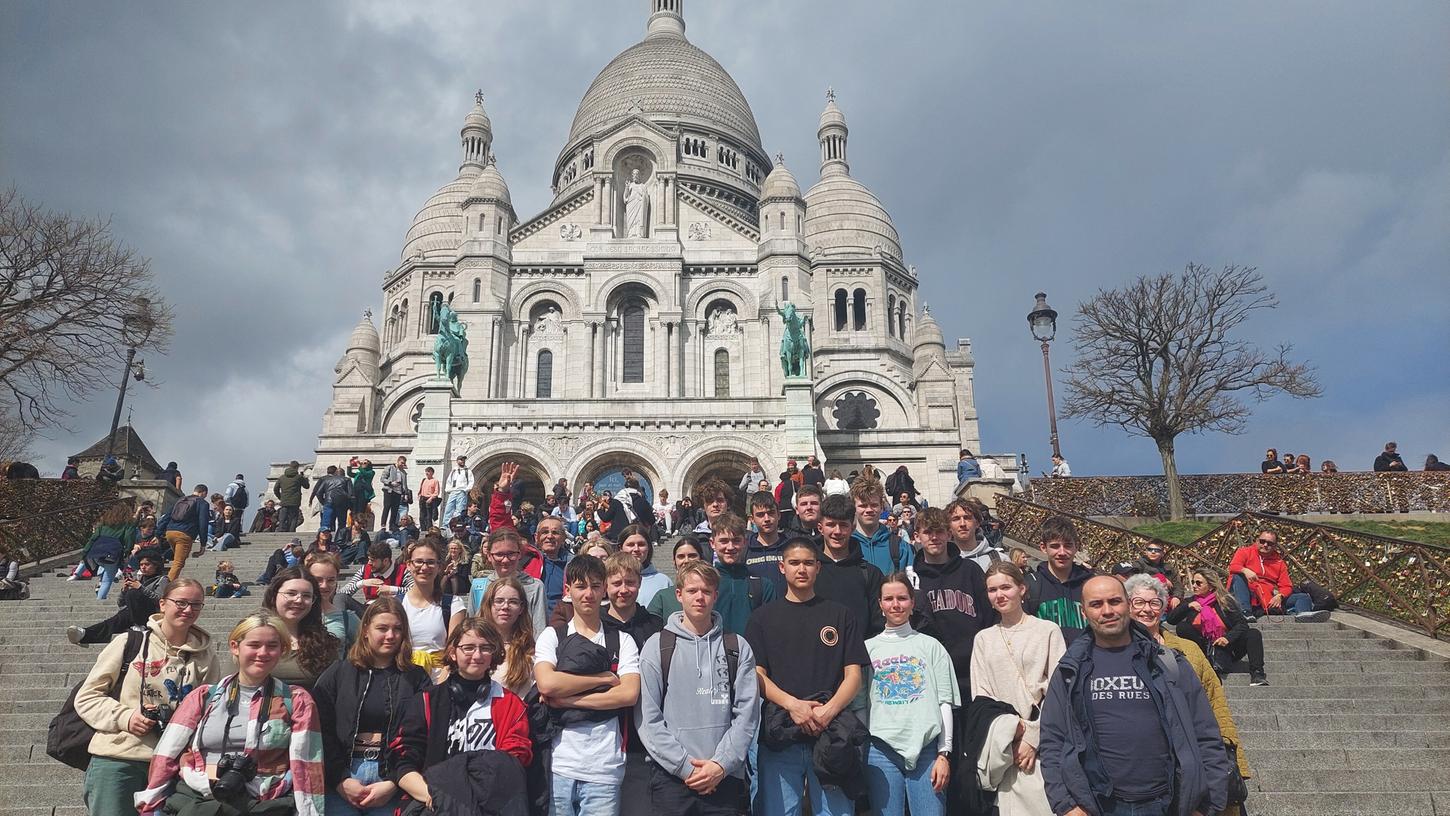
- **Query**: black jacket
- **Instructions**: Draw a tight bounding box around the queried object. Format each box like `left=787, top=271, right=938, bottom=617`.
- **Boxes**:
left=801, top=464, right=825, bottom=487
left=885, top=470, right=919, bottom=502
left=1165, top=594, right=1251, bottom=644
left=1133, top=555, right=1182, bottom=597
left=400, top=749, right=528, bottom=816
left=761, top=697, right=869, bottom=799
left=311, top=660, right=431, bottom=789
left=956, top=696, right=1019, bottom=815
left=312, top=473, right=353, bottom=505
left=597, top=499, right=630, bottom=540
left=816, top=541, right=886, bottom=637
left=908, top=543, right=998, bottom=688
left=1026, top=562, right=1095, bottom=643
left=1374, top=452, right=1407, bottom=472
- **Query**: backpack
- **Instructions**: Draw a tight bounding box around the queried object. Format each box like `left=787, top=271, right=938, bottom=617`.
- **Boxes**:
left=230, top=482, right=250, bottom=510
left=47, top=628, right=145, bottom=769
left=658, top=629, right=741, bottom=706
left=167, top=495, right=203, bottom=530
left=89, top=535, right=125, bottom=566
left=746, top=576, right=764, bottom=610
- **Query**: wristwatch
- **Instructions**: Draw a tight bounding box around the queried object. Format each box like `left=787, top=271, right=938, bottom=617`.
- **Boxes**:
left=938, top=750, right=951, bottom=760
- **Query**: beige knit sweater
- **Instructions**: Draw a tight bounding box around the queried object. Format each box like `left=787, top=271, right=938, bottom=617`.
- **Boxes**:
left=969, top=615, right=1066, bottom=748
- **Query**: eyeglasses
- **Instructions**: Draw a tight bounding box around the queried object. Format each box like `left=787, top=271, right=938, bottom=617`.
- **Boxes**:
left=456, top=644, right=494, bottom=655
left=167, top=599, right=205, bottom=611
left=1130, top=598, right=1165, bottom=610
left=491, top=598, right=522, bottom=608
left=1256, top=538, right=1277, bottom=545
left=277, top=590, right=314, bottom=602
left=490, top=551, right=520, bottom=560
left=411, top=559, right=439, bottom=568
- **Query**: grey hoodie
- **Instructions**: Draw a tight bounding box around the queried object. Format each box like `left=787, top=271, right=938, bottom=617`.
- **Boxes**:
left=637, top=610, right=760, bottom=780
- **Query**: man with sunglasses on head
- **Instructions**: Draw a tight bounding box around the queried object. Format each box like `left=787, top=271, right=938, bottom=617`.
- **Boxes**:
left=1227, top=530, right=1325, bottom=622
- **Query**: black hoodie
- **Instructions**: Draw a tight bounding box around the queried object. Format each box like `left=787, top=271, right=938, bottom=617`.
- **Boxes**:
left=1025, top=561, right=1095, bottom=643
left=815, top=540, right=885, bottom=637
left=906, top=542, right=997, bottom=688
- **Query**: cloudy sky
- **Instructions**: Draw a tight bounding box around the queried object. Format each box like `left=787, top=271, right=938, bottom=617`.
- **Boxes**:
left=3, top=0, right=1446, bottom=494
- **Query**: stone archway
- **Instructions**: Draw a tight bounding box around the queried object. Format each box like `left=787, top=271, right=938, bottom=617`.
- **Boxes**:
left=679, top=448, right=758, bottom=514
left=471, top=451, right=550, bottom=512
left=573, top=449, right=661, bottom=504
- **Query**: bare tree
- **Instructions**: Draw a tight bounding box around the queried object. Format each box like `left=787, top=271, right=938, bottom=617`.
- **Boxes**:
left=0, top=406, right=34, bottom=462
left=1061, top=264, right=1321, bottom=519
left=0, top=187, right=172, bottom=432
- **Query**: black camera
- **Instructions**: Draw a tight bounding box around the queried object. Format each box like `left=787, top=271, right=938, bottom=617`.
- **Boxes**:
left=210, top=752, right=257, bottom=802
left=139, top=705, right=171, bottom=729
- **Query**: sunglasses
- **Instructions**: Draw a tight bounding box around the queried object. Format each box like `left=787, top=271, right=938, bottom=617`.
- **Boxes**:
left=1145, top=547, right=1164, bottom=553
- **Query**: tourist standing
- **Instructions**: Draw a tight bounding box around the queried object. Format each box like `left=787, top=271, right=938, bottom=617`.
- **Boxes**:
left=273, top=460, right=310, bottom=533
left=1024, top=516, right=1092, bottom=642
left=417, top=466, right=441, bottom=531
left=157, top=485, right=209, bottom=581
left=816, top=495, right=884, bottom=637
left=469, top=528, right=549, bottom=634
left=348, top=458, right=376, bottom=529
left=401, top=537, right=466, bottom=680
left=1374, top=441, right=1408, bottom=472
left=440, top=455, right=474, bottom=531
left=1039, top=576, right=1230, bottom=816
left=905, top=507, right=996, bottom=699
left=380, top=456, right=409, bottom=533
left=73, top=501, right=137, bottom=600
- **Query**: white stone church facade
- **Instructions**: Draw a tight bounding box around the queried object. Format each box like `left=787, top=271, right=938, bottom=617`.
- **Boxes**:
left=309, top=2, right=992, bottom=505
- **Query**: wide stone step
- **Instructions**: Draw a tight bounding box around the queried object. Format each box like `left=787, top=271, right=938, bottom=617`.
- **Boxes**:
left=1246, top=747, right=1450, bottom=769
left=1230, top=698, right=1434, bottom=717
left=1234, top=713, right=1450, bottom=732
left=1252, top=791, right=1440, bottom=816
left=1230, top=730, right=1450, bottom=749
left=1252, top=765, right=1450, bottom=792
left=1222, top=671, right=1450, bottom=688
left=1225, top=683, right=1450, bottom=700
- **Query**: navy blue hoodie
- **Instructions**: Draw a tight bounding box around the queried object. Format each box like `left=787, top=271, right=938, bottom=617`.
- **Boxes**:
left=906, top=542, right=997, bottom=687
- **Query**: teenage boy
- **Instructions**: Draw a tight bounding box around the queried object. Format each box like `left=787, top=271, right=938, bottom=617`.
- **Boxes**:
left=780, top=484, right=824, bottom=543
left=338, top=540, right=408, bottom=608
left=850, top=479, right=910, bottom=574
left=691, top=479, right=733, bottom=541
left=469, top=528, right=549, bottom=632
left=746, top=538, right=870, bottom=816
left=745, top=492, right=789, bottom=595
left=945, top=498, right=1002, bottom=572
left=904, top=507, right=995, bottom=694
left=535, top=555, right=642, bottom=816
left=650, top=513, right=774, bottom=633
left=157, top=484, right=210, bottom=581
left=639, top=561, right=760, bottom=815
left=600, top=552, right=665, bottom=810
left=816, top=494, right=885, bottom=637
left=1025, top=515, right=1094, bottom=642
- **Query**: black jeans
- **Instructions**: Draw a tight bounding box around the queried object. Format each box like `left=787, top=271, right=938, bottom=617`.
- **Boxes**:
left=382, top=491, right=402, bottom=531
left=648, top=760, right=748, bottom=816
left=1176, top=622, right=1265, bottom=673
left=419, top=496, right=441, bottom=532
left=81, top=588, right=159, bottom=644
left=276, top=505, right=301, bottom=533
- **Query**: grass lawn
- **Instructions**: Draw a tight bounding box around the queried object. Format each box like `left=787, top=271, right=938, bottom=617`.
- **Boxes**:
left=1133, top=518, right=1450, bottom=547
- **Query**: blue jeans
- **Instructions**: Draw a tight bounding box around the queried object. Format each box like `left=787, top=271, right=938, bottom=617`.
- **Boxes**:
left=550, top=774, right=620, bottom=816
left=324, top=757, right=399, bottom=816
left=320, top=503, right=340, bottom=534
left=864, top=741, right=943, bottom=816
left=440, top=491, right=469, bottom=532
left=1101, top=791, right=1173, bottom=815
left=757, top=741, right=852, bottom=816
left=209, top=533, right=237, bottom=551
left=1230, top=574, right=1312, bottom=614
left=96, top=563, right=120, bottom=600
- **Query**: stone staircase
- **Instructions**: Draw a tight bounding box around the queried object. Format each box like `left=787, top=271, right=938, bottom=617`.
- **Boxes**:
left=3, top=533, right=1449, bottom=814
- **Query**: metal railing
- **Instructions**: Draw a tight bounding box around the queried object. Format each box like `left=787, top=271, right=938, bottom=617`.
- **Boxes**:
left=996, top=495, right=1450, bottom=640
left=1028, top=471, right=1450, bottom=516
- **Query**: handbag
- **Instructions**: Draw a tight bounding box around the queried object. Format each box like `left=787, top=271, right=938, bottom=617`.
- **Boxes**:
left=1223, top=738, right=1250, bottom=804
left=402, top=488, right=415, bottom=504
left=47, top=628, right=145, bottom=769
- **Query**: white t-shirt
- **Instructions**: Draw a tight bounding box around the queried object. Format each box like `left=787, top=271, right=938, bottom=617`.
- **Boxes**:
left=534, top=620, right=641, bottom=785
left=405, top=596, right=447, bottom=651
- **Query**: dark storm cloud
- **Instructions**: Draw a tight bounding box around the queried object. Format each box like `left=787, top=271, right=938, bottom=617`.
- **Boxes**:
left=2, top=0, right=1445, bottom=490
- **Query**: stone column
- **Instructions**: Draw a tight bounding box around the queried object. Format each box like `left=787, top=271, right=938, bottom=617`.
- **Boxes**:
left=676, top=318, right=686, bottom=397
left=486, top=317, right=498, bottom=399
left=587, top=322, right=597, bottom=399
left=664, top=322, right=673, bottom=396
left=519, top=327, right=530, bottom=399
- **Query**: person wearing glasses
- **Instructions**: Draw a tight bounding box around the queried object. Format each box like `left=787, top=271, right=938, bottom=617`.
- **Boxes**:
left=400, top=537, right=467, bottom=682
left=75, top=578, right=221, bottom=816
left=263, top=567, right=342, bottom=689
left=391, top=618, right=532, bottom=811
left=311, top=598, right=429, bottom=816
left=469, top=528, right=549, bottom=634
left=1126, top=574, right=1252, bottom=816
left=1225, top=530, right=1323, bottom=621
left=1168, top=570, right=1270, bottom=687
left=969, top=562, right=1065, bottom=816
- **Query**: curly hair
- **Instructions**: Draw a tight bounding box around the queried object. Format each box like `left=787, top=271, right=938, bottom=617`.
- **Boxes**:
left=263, top=567, right=340, bottom=678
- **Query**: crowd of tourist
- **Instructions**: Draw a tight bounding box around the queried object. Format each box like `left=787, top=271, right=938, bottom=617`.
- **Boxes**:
left=37, top=447, right=1353, bottom=816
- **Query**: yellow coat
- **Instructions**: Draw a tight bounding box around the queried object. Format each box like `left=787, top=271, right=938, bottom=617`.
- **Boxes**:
left=1162, top=629, right=1253, bottom=782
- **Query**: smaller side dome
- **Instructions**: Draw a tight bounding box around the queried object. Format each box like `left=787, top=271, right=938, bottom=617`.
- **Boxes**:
left=346, top=312, right=381, bottom=359
left=467, top=155, right=512, bottom=205
left=819, top=88, right=847, bottom=132
left=761, top=153, right=801, bottom=201
left=913, top=305, right=946, bottom=357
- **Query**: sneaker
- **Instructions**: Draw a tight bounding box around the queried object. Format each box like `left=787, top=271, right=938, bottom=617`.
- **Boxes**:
left=1243, top=611, right=1259, bottom=623
left=1249, top=671, right=1270, bottom=687
left=66, top=626, right=87, bottom=646
left=1295, top=609, right=1331, bottom=623
left=66, top=573, right=82, bottom=582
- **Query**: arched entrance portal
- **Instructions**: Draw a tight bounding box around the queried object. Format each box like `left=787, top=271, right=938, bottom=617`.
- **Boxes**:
left=680, top=448, right=757, bottom=514
left=471, top=452, right=549, bottom=512
left=574, top=451, right=659, bottom=505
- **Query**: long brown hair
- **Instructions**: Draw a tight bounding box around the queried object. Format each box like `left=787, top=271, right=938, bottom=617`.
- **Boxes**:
left=347, top=596, right=414, bottom=672
left=406, top=537, right=446, bottom=596
left=96, top=500, right=135, bottom=527
left=482, top=576, right=535, bottom=693
left=263, top=567, right=340, bottom=677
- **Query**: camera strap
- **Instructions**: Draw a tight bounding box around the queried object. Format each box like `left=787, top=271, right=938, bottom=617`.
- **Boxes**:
left=220, top=677, right=273, bottom=756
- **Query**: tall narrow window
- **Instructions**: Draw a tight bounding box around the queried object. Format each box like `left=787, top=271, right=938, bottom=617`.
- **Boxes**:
left=536, top=350, right=553, bottom=398
left=781, top=276, right=790, bottom=303
left=622, top=304, right=645, bottom=383
left=852, top=288, right=867, bottom=331
left=834, top=289, right=848, bottom=331
left=887, top=295, right=897, bottom=336
left=898, top=304, right=907, bottom=339
left=714, top=349, right=730, bottom=397
left=472, top=278, right=481, bottom=303
left=427, top=292, right=444, bottom=334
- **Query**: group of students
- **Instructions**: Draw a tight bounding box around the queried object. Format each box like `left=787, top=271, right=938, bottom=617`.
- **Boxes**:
left=61, top=461, right=1284, bottom=816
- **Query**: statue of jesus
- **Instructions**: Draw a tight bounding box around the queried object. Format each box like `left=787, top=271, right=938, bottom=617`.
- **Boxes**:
left=623, top=168, right=650, bottom=238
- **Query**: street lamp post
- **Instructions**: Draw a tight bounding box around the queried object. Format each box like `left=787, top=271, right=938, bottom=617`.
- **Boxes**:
left=103, top=298, right=155, bottom=461
left=1027, top=292, right=1063, bottom=460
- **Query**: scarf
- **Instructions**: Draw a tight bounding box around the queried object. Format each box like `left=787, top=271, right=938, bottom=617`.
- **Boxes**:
left=1194, top=591, right=1227, bottom=641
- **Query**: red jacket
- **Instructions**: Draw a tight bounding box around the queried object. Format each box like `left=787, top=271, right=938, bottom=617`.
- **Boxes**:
left=488, top=491, right=514, bottom=533
left=1227, top=544, right=1294, bottom=609
left=391, top=679, right=532, bottom=780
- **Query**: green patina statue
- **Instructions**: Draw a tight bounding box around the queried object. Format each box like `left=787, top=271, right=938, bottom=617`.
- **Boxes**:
left=777, top=301, right=811, bottom=379
left=432, top=300, right=469, bottom=390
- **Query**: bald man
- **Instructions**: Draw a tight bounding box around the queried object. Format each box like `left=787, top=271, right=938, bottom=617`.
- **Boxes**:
left=1039, top=576, right=1230, bottom=816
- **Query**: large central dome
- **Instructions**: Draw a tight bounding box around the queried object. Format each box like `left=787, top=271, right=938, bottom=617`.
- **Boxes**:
left=560, top=14, right=764, bottom=162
